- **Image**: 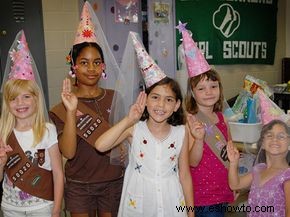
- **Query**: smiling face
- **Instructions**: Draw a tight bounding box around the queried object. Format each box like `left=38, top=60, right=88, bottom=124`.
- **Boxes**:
left=146, top=84, right=181, bottom=124
left=263, top=124, right=290, bottom=158
left=191, top=76, right=220, bottom=110
left=75, top=46, right=103, bottom=87
left=9, top=90, right=37, bottom=123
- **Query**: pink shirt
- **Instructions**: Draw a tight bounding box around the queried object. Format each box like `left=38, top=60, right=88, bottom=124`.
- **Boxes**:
left=248, top=163, right=290, bottom=217
left=190, top=112, right=234, bottom=206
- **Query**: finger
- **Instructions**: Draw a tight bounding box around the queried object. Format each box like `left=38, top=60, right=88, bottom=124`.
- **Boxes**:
left=62, top=79, right=67, bottom=92
left=135, top=91, right=143, bottom=105
left=138, top=91, right=146, bottom=106
left=66, top=78, right=72, bottom=93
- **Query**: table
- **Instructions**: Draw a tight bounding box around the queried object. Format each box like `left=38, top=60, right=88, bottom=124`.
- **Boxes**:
left=273, top=91, right=290, bottom=113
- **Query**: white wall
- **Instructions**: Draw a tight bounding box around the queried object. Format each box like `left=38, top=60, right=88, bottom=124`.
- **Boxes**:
left=42, top=0, right=79, bottom=108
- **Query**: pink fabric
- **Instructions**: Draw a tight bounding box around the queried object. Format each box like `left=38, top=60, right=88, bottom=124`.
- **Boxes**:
left=248, top=163, right=290, bottom=217
left=190, top=112, right=234, bottom=206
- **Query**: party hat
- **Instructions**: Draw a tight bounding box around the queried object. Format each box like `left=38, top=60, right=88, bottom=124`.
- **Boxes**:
left=74, top=1, right=97, bottom=45
left=257, top=89, right=289, bottom=125
left=176, top=21, right=210, bottom=77
left=9, top=30, right=35, bottom=80
left=130, top=32, right=166, bottom=88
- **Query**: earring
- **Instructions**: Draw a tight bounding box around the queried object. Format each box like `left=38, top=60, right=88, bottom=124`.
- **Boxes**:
left=102, top=71, right=107, bottom=79
left=69, top=65, right=78, bottom=78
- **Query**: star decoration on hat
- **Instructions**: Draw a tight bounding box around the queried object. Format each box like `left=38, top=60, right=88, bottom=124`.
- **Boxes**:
left=82, top=29, right=94, bottom=38
left=175, top=21, right=187, bottom=33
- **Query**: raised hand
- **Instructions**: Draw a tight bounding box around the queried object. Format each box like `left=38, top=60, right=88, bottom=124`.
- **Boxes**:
left=227, top=141, right=240, bottom=164
left=61, top=78, right=78, bottom=112
left=0, top=149, right=8, bottom=167
left=187, top=113, right=205, bottom=141
left=127, top=91, right=146, bottom=124
left=0, top=139, right=11, bottom=167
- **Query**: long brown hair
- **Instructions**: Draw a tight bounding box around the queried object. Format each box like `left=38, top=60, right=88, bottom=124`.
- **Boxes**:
left=185, top=69, right=224, bottom=114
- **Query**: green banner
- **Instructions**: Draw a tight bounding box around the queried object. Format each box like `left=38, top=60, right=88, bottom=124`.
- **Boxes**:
left=176, top=0, right=278, bottom=65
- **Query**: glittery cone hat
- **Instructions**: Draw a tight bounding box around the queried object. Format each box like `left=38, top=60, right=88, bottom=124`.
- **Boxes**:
left=130, top=32, right=166, bottom=88
left=257, top=88, right=289, bottom=125
left=74, top=1, right=97, bottom=45
left=8, top=30, right=35, bottom=80
left=176, top=21, right=210, bottom=78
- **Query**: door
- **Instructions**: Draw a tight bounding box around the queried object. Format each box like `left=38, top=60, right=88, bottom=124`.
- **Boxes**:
left=0, top=0, right=49, bottom=105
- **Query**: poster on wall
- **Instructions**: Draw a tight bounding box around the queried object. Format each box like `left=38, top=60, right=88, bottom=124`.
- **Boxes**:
left=153, top=2, right=170, bottom=24
left=115, top=0, right=138, bottom=24
left=176, top=0, right=278, bottom=65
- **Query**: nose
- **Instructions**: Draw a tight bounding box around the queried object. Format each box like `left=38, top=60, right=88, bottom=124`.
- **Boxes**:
left=15, top=97, right=23, bottom=105
left=205, top=87, right=212, bottom=95
left=88, top=62, right=96, bottom=71
left=158, top=99, right=165, bottom=107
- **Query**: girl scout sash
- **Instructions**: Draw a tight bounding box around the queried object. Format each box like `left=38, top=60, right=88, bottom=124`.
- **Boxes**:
left=50, top=101, right=110, bottom=147
left=195, top=111, right=229, bottom=169
left=5, top=132, right=54, bottom=201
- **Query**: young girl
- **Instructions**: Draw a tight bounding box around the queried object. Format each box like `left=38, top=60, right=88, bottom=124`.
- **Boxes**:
left=95, top=77, right=194, bottom=217
left=227, top=119, right=290, bottom=217
left=176, top=22, right=234, bottom=217
left=49, top=3, right=123, bottom=217
left=186, top=69, right=234, bottom=217
left=0, top=30, right=64, bottom=217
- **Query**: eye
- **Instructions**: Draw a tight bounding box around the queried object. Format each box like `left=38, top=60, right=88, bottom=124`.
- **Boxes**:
left=24, top=94, right=32, bottom=99
left=211, top=84, right=219, bottom=89
left=265, top=133, right=274, bottom=139
left=167, top=98, right=175, bottom=102
left=277, top=133, right=289, bottom=141
left=94, top=61, right=102, bottom=66
left=80, top=61, right=88, bottom=66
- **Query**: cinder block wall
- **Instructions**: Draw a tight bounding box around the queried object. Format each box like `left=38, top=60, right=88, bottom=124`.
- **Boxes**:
left=42, top=0, right=79, bottom=108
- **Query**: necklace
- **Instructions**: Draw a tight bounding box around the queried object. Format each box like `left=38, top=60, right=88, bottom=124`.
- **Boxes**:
left=80, top=89, right=107, bottom=119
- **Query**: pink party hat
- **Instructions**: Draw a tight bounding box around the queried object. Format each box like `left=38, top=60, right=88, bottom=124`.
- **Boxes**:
left=74, top=2, right=97, bottom=45
left=176, top=21, right=210, bottom=77
left=130, top=32, right=166, bottom=88
left=257, top=89, right=287, bottom=125
left=9, top=30, right=35, bottom=80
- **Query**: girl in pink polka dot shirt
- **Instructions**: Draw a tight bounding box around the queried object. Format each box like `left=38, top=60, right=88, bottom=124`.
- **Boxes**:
left=186, top=69, right=234, bottom=217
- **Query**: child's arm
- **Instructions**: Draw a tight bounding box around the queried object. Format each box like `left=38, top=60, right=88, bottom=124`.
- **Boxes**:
left=0, top=142, right=11, bottom=181
left=227, top=141, right=252, bottom=190
left=0, top=150, right=7, bottom=181
left=187, top=114, right=205, bottom=167
left=179, top=129, right=195, bottom=217
left=284, top=180, right=290, bottom=217
left=58, top=78, right=78, bottom=159
left=95, top=91, right=146, bottom=152
left=48, top=144, right=64, bottom=217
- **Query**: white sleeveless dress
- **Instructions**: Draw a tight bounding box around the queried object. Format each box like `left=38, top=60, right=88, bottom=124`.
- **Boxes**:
left=117, top=121, right=187, bottom=217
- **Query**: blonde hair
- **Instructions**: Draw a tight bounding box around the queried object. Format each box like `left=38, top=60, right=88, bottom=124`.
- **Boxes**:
left=0, top=79, right=46, bottom=147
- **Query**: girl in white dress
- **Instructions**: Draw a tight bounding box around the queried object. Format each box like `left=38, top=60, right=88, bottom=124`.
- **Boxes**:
left=94, top=77, right=194, bottom=217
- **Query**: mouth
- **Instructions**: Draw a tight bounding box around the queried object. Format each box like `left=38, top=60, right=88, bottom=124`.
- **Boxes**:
left=269, top=144, right=281, bottom=149
left=86, top=75, right=99, bottom=79
left=154, top=109, right=165, bottom=115
left=16, top=107, right=29, bottom=113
